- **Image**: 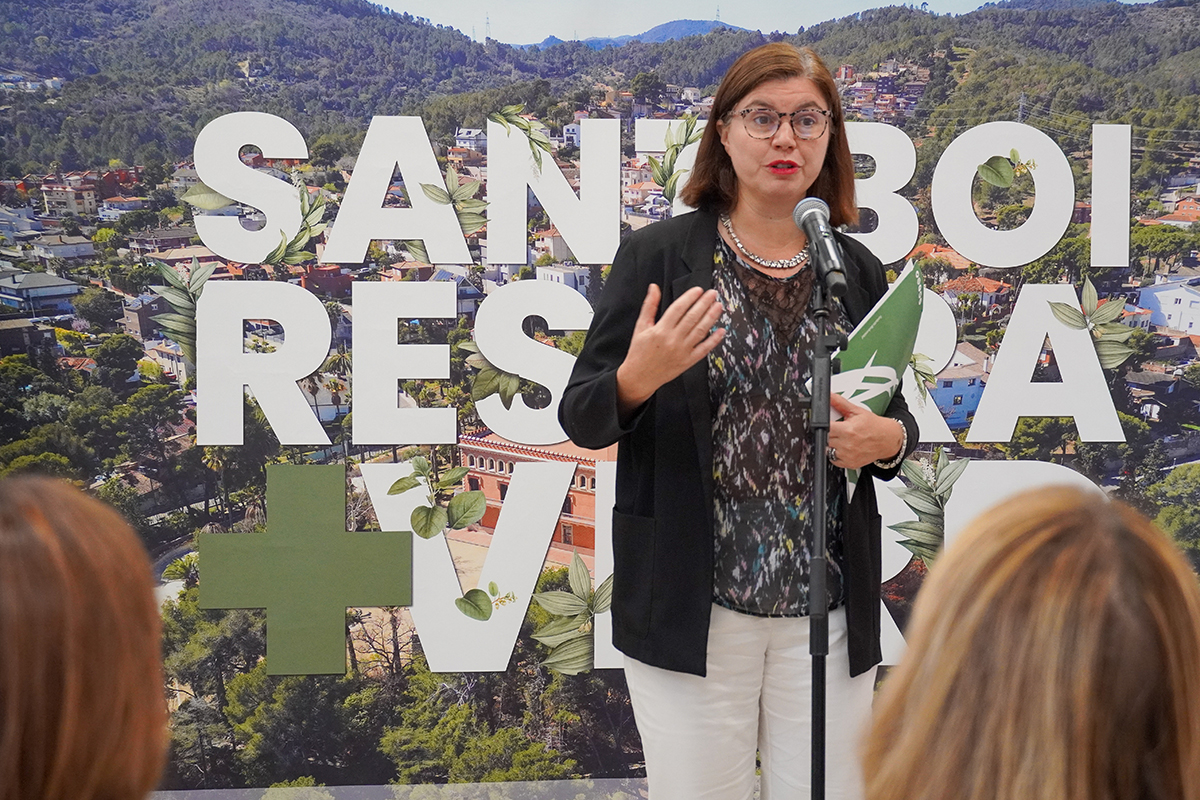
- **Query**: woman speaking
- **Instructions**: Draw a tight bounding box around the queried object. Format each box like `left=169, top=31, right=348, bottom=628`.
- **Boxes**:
left=560, top=43, right=918, bottom=799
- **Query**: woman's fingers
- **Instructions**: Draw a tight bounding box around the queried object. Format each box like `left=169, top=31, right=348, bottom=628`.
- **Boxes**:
left=634, top=283, right=662, bottom=334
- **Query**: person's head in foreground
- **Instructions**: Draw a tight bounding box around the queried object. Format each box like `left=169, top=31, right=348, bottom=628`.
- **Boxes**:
left=863, top=485, right=1200, bottom=800
left=0, top=475, right=166, bottom=800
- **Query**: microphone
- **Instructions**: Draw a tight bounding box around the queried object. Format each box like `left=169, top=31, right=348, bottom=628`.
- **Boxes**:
left=793, top=197, right=848, bottom=298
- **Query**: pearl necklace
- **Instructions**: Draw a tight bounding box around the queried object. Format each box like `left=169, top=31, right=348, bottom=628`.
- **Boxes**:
left=720, top=213, right=810, bottom=270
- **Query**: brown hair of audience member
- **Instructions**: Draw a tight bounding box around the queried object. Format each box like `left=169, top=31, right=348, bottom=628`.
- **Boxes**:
left=680, top=42, right=858, bottom=227
left=863, top=486, right=1200, bottom=800
left=0, top=476, right=167, bottom=800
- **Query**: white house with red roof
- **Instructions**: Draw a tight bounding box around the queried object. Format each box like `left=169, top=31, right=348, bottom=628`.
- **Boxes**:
left=1142, top=196, right=1200, bottom=229
left=1121, top=303, right=1153, bottom=331
left=937, top=275, right=1013, bottom=315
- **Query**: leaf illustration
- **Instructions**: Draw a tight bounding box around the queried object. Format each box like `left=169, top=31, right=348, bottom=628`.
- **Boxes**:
left=1095, top=339, right=1135, bottom=369
left=1081, top=277, right=1099, bottom=316
left=420, top=182, right=452, bottom=205
left=457, top=212, right=487, bottom=236
left=898, top=540, right=941, bottom=562
left=151, top=312, right=196, bottom=332
left=1010, top=148, right=1021, bottom=163
left=155, top=259, right=189, bottom=291
left=472, top=365, right=502, bottom=402
left=410, top=503, right=447, bottom=539
left=465, top=352, right=490, bottom=370
left=1095, top=322, right=1133, bottom=342
left=153, top=285, right=195, bottom=312
left=457, top=340, right=480, bottom=354
left=892, top=486, right=943, bottom=516
left=935, top=457, right=970, bottom=496
left=541, top=634, right=593, bottom=675
left=1049, top=301, right=1088, bottom=329
left=532, top=612, right=592, bottom=647
left=188, top=257, right=218, bottom=292
left=488, top=581, right=499, bottom=597
left=181, top=181, right=235, bottom=210
left=387, top=475, right=423, bottom=495
left=409, top=456, right=431, bottom=478
left=455, top=588, right=493, bottom=621
left=447, top=490, right=487, bottom=529
left=532, top=590, right=590, bottom=617
left=568, top=551, right=591, bottom=602
left=663, top=169, right=685, bottom=203
left=1089, top=298, right=1125, bottom=326
left=436, top=466, right=470, bottom=489
left=900, top=459, right=932, bottom=491
left=647, top=155, right=668, bottom=186
left=263, top=230, right=289, bottom=265
left=977, top=155, right=1014, bottom=188
left=498, top=371, right=520, bottom=410
left=888, top=521, right=944, bottom=547
left=403, top=239, right=429, bottom=264
left=593, top=574, right=613, bottom=615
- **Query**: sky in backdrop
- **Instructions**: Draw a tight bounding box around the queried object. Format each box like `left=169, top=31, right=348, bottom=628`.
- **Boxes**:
left=377, top=0, right=1131, bottom=46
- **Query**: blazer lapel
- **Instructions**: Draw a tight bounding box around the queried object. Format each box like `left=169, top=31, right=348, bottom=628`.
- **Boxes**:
left=671, top=210, right=718, bottom=513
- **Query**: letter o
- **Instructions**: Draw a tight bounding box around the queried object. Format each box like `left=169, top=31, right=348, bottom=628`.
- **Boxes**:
left=931, top=122, right=1074, bottom=268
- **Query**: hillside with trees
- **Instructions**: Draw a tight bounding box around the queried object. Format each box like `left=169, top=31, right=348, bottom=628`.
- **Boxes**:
left=2, top=0, right=1199, bottom=175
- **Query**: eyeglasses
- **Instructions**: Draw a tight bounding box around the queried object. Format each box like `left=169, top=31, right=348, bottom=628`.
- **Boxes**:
left=732, top=107, right=831, bottom=140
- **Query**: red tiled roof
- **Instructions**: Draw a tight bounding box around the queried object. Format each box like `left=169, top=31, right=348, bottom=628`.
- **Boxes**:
left=907, top=243, right=974, bottom=271
left=459, top=431, right=617, bottom=464
left=938, top=275, right=1012, bottom=293
left=57, top=357, right=96, bottom=372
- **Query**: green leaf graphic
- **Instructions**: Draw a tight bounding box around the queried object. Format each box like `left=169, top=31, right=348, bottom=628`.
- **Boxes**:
left=533, top=590, right=590, bottom=617
left=977, top=155, right=1014, bottom=188
left=455, top=588, right=493, bottom=621
left=387, top=475, right=423, bottom=495
left=447, top=490, right=487, bottom=529
left=541, top=634, right=593, bottom=675
left=1049, top=301, right=1088, bottom=329
left=410, top=504, right=448, bottom=540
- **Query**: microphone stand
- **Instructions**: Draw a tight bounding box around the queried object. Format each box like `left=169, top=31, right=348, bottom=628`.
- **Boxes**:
left=806, top=267, right=847, bottom=800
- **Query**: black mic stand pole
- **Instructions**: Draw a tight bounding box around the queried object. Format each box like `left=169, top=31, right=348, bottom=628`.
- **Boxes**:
left=807, top=268, right=847, bottom=800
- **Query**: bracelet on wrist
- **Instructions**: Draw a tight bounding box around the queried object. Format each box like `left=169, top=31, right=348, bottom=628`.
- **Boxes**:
left=873, top=418, right=908, bottom=470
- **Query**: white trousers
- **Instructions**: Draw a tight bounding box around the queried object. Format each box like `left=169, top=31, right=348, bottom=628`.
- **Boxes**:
left=624, top=605, right=875, bottom=800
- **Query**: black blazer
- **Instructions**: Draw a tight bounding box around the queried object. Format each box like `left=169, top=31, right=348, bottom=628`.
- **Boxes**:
left=559, top=208, right=919, bottom=677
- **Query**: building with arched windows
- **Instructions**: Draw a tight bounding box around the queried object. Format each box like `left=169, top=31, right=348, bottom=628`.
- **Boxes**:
left=458, top=429, right=617, bottom=552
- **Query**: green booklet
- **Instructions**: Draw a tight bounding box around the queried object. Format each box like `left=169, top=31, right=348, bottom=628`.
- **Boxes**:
left=830, top=260, right=923, bottom=496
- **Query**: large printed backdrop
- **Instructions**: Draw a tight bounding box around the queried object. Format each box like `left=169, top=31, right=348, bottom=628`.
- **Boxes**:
left=3, top=0, right=1200, bottom=796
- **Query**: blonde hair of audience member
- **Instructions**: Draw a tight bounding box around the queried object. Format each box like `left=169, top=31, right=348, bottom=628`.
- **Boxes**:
left=863, top=486, right=1200, bottom=800
left=0, top=476, right=167, bottom=800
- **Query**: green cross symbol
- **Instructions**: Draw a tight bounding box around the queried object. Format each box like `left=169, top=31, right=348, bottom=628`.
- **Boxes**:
left=199, top=464, right=411, bottom=675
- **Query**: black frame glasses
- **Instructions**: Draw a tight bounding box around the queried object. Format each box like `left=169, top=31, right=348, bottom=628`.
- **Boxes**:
left=732, top=107, right=831, bottom=140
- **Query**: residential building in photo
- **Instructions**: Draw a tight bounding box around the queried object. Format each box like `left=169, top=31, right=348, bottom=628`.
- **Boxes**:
left=458, top=431, right=617, bottom=552
left=122, top=293, right=171, bottom=341
left=0, top=268, right=82, bottom=313
left=0, top=318, right=56, bottom=357
left=29, top=234, right=95, bottom=263
left=1136, top=278, right=1200, bottom=333
left=929, top=341, right=991, bottom=430
left=41, top=182, right=98, bottom=217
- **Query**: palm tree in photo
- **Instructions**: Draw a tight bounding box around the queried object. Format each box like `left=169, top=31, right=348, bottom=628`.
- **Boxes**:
left=201, top=446, right=233, bottom=529
left=163, top=552, right=200, bottom=590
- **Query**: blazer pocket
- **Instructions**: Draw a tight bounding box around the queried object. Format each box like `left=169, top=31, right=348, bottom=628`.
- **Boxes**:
left=611, top=509, right=656, bottom=639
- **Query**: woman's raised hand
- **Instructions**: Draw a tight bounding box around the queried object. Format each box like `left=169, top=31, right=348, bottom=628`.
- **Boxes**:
left=616, top=284, right=725, bottom=416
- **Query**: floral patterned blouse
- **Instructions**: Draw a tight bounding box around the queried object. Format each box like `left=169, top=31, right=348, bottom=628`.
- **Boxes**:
left=708, top=237, right=849, bottom=617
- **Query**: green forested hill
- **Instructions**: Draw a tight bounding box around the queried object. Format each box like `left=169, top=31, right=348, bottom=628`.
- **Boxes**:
left=0, top=0, right=1198, bottom=177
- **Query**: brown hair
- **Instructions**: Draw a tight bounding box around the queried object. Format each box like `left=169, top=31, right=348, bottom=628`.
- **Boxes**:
left=681, top=42, right=858, bottom=226
left=0, top=476, right=167, bottom=800
left=862, top=486, right=1200, bottom=800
